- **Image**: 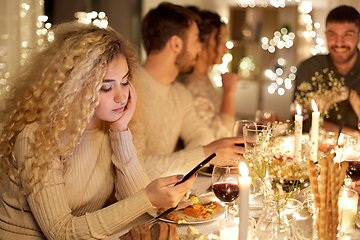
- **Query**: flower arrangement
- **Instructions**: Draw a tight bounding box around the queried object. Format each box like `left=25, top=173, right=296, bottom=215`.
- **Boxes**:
left=243, top=122, right=310, bottom=201
left=294, top=68, right=346, bottom=118
left=244, top=123, right=310, bottom=240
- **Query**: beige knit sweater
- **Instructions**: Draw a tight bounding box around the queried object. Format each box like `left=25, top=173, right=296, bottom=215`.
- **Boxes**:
left=0, top=122, right=153, bottom=239
left=177, top=71, right=235, bottom=139
left=130, top=67, right=216, bottom=181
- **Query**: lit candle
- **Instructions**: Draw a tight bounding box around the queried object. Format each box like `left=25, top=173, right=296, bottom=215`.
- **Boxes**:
left=338, top=188, right=359, bottom=234
left=310, top=100, right=319, bottom=162
left=294, top=104, right=303, bottom=160
left=238, top=162, right=251, bottom=240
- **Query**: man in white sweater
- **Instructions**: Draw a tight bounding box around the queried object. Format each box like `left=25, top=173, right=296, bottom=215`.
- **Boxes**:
left=130, top=2, right=243, bottom=180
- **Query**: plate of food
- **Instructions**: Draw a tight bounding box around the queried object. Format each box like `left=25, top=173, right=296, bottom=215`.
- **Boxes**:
left=147, top=196, right=225, bottom=224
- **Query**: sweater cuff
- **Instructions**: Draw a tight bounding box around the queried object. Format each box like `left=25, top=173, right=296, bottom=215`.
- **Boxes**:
left=183, top=146, right=206, bottom=166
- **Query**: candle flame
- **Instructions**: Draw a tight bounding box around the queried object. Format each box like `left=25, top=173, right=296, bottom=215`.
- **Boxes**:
left=296, top=104, right=302, bottom=116
left=311, top=99, right=318, bottom=112
left=239, top=161, right=249, bottom=177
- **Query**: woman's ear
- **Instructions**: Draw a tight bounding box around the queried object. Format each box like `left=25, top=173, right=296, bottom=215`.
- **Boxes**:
left=169, top=35, right=183, bottom=54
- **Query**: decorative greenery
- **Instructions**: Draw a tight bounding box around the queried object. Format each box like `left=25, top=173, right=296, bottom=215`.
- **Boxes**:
left=294, top=68, right=346, bottom=118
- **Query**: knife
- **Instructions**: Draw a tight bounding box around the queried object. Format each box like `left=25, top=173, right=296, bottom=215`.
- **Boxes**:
left=148, top=206, right=177, bottom=225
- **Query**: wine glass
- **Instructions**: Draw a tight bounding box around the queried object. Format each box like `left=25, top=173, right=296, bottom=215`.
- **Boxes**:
left=339, top=137, right=360, bottom=188
left=212, top=160, right=239, bottom=223
left=233, top=120, right=256, bottom=137
left=243, top=123, right=270, bottom=157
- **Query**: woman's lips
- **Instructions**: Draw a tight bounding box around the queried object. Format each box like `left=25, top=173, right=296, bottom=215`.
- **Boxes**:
left=113, top=106, right=125, bottom=112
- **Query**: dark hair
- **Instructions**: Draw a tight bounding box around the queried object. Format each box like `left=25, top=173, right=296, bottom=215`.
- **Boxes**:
left=141, top=2, right=200, bottom=55
left=326, top=5, right=360, bottom=29
left=186, top=6, right=225, bottom=44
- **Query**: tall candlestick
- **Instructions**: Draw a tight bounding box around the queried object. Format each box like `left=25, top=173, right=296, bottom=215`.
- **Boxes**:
left=294, top=104, right=303, bottom=160
left=238, top=162, right=251, bottom=240
left=310, top=100, right=319, bottom=162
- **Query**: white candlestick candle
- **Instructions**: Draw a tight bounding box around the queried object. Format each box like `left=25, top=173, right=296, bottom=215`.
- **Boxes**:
left=238, top=162, right=251, bottom=240
left=310, top=100, right=319, bottom=162
left=294, top=104, right=303, bottom=160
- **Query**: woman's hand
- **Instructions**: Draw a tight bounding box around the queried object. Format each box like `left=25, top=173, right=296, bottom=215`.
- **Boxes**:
left=110, top=82, right=137, bottom=132
left=144, top=174, right=196, bottom=209
left=203, top=137, right=245, bottom=164
left=221, top=72, right=239, bottom=96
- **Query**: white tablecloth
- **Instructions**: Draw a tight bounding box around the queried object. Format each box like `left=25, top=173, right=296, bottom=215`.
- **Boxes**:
left=105, top=175, right=360, bottom=240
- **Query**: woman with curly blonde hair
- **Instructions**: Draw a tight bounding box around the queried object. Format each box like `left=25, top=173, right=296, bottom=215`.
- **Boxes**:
left=0, top=22, right=195, bottom=239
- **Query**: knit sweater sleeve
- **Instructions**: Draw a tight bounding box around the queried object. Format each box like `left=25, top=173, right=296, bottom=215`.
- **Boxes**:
left=142, top=84, right=215, bottom=180
left=143, top=145, right=206, bottom=181
left=15, top=127, right=153, bottom=240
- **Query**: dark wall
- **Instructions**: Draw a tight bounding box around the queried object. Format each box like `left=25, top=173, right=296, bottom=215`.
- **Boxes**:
left=45, top=0, right=142, bottom=51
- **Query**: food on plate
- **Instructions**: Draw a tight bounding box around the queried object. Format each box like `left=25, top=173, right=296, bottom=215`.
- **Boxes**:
left=189, top=196, right=198, bottom=204
left=179, top=226, right=217, bottom=240
left=156, top=208, right=188, bottom=224
left=156, top=200, right=220, bottom=223
left=182, top=204, right=206, bottom=218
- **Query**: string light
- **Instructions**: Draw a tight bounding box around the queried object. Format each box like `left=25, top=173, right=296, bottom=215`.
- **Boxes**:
left=261, top=28, right=295, bottom=53
left=235, top=0, right=301, bottom=8
left=75, top=11, right=109, bottom=28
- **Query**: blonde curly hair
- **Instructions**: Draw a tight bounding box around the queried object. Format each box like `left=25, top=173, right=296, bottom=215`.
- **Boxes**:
left=0, top=22, right=138, bottom=195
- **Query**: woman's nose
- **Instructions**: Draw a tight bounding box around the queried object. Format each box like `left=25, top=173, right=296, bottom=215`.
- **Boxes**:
left=114, top=88, right=127, bottom=104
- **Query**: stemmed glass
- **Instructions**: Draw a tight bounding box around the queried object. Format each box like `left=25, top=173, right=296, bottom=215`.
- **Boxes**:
left=242, top=124, right=270, bottom=206
left=340, top=137, right=360, bottom=188
left=233, top=120, right=256, bottom=138
left=212, top=160, right=240, bottom=223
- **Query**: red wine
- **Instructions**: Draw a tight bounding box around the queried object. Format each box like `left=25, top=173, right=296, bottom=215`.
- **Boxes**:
left=347, top=161, right=360, bottom=181
left=212, top=182, right=239, bottom=202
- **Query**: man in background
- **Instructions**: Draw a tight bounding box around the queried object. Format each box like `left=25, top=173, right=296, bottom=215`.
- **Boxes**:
left=294, top=5, right=360, bottom=137
left=130, top=2, right=243, bottom=180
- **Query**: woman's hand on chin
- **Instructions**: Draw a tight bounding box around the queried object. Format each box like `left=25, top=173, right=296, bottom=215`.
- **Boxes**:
left=110, top=82, right=137, bottom=132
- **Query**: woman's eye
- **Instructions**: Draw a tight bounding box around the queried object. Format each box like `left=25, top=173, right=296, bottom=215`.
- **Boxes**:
left=100, top=86, right=112, bottom=92
left=122, top=78, right=130, bottom=86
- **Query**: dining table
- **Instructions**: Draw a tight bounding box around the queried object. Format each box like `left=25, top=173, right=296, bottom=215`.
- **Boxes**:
left=106, top=174, right=360, bottom=240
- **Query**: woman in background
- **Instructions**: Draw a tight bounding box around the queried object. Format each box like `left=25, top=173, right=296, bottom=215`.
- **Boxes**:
left=0, top=22, right=194, bottom=239
left=178, top=7, right=239, bottom=139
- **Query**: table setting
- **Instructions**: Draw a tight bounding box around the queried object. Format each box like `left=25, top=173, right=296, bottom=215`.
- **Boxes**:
left=107, top=98, right=360, bottom=240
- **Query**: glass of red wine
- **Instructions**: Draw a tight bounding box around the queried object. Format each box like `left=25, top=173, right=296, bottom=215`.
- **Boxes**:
left=340, top=137, right=360, bottom=188
left=212, top=160, right=240, bottom=222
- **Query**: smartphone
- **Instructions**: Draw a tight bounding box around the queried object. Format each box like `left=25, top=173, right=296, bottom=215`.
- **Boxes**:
left=174, top=153, right=216, bottom=186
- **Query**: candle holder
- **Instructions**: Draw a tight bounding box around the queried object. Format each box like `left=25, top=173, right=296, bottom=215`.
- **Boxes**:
left=338, top=188, right=358, bottom=236
left=220, top=217, right=255, bottom=240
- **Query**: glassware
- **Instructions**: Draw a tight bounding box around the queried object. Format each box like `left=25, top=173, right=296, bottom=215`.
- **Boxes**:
left=339, top=137, right=360, bottom=188
left=338, top=188, right=359, bottom=235
left=212, top=161, right=240, bottom=223
left=220, top=217, right=255, bottom=240
left=233, top=119, right=256, bottom=138
left=242, top=123, right=270, bottom=181
left=254, top=198, right=291, bottom=240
